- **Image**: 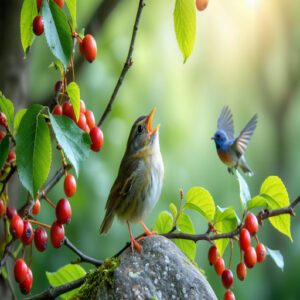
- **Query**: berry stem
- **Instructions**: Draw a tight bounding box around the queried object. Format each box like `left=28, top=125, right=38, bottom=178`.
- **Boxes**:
left=28, top=219, right=51, bottom=230
left=42, top=193, right=56, bottom=209
left=229, top=238, right=233, bottom=269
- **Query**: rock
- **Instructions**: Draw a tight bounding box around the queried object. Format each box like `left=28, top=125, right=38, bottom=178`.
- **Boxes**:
left=97, top=235, right=217, bottom=300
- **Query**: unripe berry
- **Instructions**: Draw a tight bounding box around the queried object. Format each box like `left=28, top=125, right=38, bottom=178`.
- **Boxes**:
left=239, top=228, right=251, bottom=252
left=32, top=199, right=41, bottom=215
left=33, top=16, right=44, bottom=36
left=244, top=246, right=257, bottom=268
left=56, top=198, right=72, bottom=224
left=0, top=130, right=6, bottom=140
left=236, top=262, right=247, bottom=281
left=214, top=257, right=225, bottom=276
left=19, top=268, right=33, bottom=295
left=256, top=243, right=266, bottom=263
left=64, top=174, right=77, bottom=197
left=245, top=212, right=258, bottom=236
left=6, top=206, right=17, bottom=220
left=82, top=34, right=97, bottom=62
left=37, top=0, right=42, bottom=12
left=196, top=0, right=209, bottom=11
left=224, top=290, right=235, bottom=300
left=221, top=269, right=234, bottom=289
left=90, top=127, right=104, bottom=152
left=10, top=215, right=24, bottom=238
left=14, top=258, right=28, bottom=283
left=208, top=245, right=219, bottom=265
left=21, top=221, right=34, bottom=245
left=0, top=112, right=7, bottom=127
left=34, top=227, right=48, bottom=252
left=0, top=200, right=6, bottom=217
left=50, top=221, right=65, bottom=248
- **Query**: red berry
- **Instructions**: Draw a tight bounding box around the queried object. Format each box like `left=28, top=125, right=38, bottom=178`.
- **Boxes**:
left=90, top=127, right=104, bottom=152
left=224, top=290, right=235, bottom=300
left=256, top=243, right=266, bottom=263
left=82, top=34, right=97, bottom=62
left=10, top=215, right=24, bottom=238
left=0, top=112, right=7, bottom=127
left=221, top=269, right=234, bottom=289
left=7, top=150, right=16, bottom=162
left=236, top=262, right=247, bottom=281
left=0, top=200, right=6, bottom=217
left=64, top=174, right=76, bottom=197
left=54, top=80, right=63, bottom=93
left=33, top=16, right=44, bottom=36
left=37, top=0, right=42, bottom=12
left=62, top=101, right=76, bottom=121
left=6, top=206, right=17, bottom=220
left=196, top=0, right=209, bottom=11
left=214, top=257, right=225, bottom=276
left=244, top=246, right=257, bottom=268
left=14, top=258, right=28, bottom=283
left=52, top=104, right=63, bottom=116
left=34, top=227, right=48, bottom=252
left=54, top=0, right=64, bottom=8
left=80, top=100, right=86, bottom=113
left=85, top=110, right=95, bottom=130
left=50, top=221, right=65, bottom=248
left=208, top=245, right=219, bottom=265
left=79, top=41, right=84, bottom=55
left=77, top=112, right=87, bottom=131
left=0, top=130, right=6, bottom=140
left=239, top=228, right=251, bottom=252
left=56, top=198, right=72, bottom=224
left=19, top=268, right=33, bottom=295
left=21, top=221, right=34, bottom=245
left=245, top=212, right=258, bottom=236
left=32, top=199, right=41, bottom=215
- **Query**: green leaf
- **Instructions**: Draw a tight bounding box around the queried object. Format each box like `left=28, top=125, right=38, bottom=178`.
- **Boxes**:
left=184, top=187, right=215, bottom=221
left=20, top=0, right=37, bottom=54
left=46, top=264, right=86, bottom=300
left=153, top=211, right=173, bottom=234
left=0, top=92, right=14, bottom=127
left=49, top=114, right=90, bottom=176
left=14, top=109, right=27, bottom=134
left=261, top=176, right=292, bottom=241
left=236, top=171, right=251, bottom=209
left=65, top=0, right=77, bottom=30
left=247, top=195, right=267, bottom=209
left=0, top=136, right=9, bottom=170
left=66, top=82, right=80, bottom=121
left=43, top=0, right=73, bottom=69
left=174, top=213, right=196, bottom=261
left=16, top=105, right=52, bottom=197
left=49, top=60, right=65, bottom=78
left=169, top=202, right=178, bottom=218
left=173, top=0, right=196, bottom=62
left=266, top=247, right=284, bottom=271
left=214, top=206, right=239, bottom=256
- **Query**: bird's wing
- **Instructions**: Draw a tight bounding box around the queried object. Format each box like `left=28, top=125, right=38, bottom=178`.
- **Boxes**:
left=234, top=114, right=258, bottom=156
left=217, top=106, right=234, bottom=140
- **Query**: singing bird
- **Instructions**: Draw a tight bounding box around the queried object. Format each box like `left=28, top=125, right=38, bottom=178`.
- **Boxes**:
left=212, top=106, right=258, bottom=176
left=100, top=108, right=164, bottom=252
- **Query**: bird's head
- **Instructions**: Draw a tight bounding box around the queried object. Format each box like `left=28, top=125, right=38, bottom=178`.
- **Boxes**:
left=212, top=130, right=228, bottom=149
left=126, top=108, right=160, bottom=154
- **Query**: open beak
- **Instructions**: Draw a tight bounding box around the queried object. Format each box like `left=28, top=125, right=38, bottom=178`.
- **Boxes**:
left=146, top=107, right=160, bottom=136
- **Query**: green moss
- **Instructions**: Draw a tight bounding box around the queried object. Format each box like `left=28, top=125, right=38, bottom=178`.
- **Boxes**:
left=72, top=257, right=120, bottom=300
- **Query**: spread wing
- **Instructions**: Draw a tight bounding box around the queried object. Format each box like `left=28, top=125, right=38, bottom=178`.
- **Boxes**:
left=234, top=114, right=258, bottom=156
left=217, top=106, right=234, bottom=140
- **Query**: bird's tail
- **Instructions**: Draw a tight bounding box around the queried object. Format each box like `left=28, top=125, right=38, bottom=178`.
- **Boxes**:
left=99, top=211, right=115, bottom=234
left=239, top=156, right=254, bottom=177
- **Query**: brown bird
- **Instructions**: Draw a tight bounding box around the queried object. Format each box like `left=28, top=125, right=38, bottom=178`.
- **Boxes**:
left=100, top=108, right=164, bottom=251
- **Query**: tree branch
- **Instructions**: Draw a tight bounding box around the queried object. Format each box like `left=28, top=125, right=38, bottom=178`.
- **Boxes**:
left=0, top=238, right=15, bottom=272
left=163, top=196, right=300, bottom=242
left=98, top=0, right=145, bottom=127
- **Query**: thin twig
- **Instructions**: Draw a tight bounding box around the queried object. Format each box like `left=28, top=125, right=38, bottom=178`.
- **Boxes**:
left=98, top=0, right=145, bottom=127
left=0, top=238, right=15, bottom=273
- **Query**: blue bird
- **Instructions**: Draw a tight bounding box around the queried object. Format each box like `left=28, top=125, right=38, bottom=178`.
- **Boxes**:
left=212, top=106, right=258, bottom=176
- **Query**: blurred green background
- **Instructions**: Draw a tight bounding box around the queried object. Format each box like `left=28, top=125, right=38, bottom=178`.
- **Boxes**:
left=21, top=0, right=300, bottom=299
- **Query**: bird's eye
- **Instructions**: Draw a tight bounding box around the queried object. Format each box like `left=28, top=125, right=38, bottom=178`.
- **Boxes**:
left=137, top=125, right=143, bottom=134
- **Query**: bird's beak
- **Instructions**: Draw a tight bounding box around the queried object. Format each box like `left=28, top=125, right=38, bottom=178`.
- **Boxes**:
left=211, top=136, right=215, bottom=140
left=146, top=107, right=160, bottom=136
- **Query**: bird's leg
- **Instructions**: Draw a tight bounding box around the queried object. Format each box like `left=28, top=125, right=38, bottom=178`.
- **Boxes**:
left=227, top=167, right=234, bottom=175
left=127, top=221, right=142, bottom=252
left=140, top=222, right=156, bottom=236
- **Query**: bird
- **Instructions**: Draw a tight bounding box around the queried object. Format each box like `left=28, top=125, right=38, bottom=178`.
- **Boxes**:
left=212, top=106, right=257, bottom=176
left=100, top=108, right=164, bottom=252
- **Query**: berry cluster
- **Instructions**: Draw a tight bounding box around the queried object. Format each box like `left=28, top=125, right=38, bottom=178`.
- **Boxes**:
left=208, top=212, right=267, bottom=300
left=32, top=0, right=97, bottom=63
left=52, top=96, right=104, bottom=152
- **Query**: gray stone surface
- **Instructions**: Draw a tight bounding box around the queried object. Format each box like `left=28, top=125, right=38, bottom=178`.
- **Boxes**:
left=97, top=235, right=217, bottom=300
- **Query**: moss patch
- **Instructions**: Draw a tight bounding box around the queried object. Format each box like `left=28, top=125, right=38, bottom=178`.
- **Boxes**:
left=72, top=257, right=120, bottom=300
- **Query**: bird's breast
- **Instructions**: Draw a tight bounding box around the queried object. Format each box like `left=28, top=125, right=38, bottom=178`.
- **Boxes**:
left=217, top=149, right=235, bottom=166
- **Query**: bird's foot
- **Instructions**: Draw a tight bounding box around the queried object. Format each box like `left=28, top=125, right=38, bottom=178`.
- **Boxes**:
left=140, top=222, right=157, bottom=236
left=130, top=236, right=142, bottom=253
left=227, top=167, right=235, bottom=175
